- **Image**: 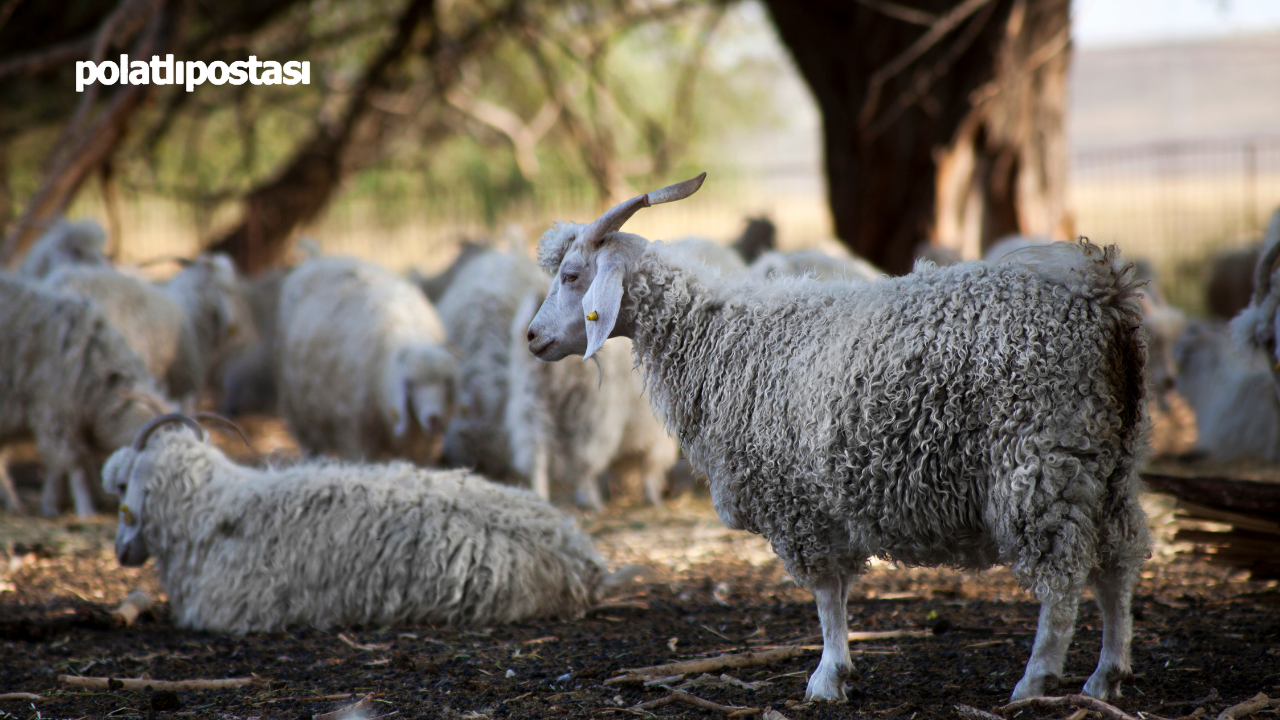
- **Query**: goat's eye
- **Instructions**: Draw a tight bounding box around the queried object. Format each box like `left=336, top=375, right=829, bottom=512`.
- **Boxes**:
left=562, top=273, right=579, bottom=284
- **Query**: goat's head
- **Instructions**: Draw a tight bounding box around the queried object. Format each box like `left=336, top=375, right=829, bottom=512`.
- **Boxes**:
left=102, top=414, right=204, bottom=567
left=383, top=343, right=457, bottom=438
left=527, top=173, right=705, bottom=361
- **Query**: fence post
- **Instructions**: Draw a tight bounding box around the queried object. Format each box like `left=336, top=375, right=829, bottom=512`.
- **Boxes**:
left=1246, top=139, right=1258, bottom=233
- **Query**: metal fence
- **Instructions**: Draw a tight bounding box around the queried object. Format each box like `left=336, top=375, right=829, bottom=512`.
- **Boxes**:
left=1070, top=136, right=1280, bottom=312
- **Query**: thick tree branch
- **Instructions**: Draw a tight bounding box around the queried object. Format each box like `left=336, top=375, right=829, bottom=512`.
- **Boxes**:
left=0, top=1, right=169, bottom=267
left=864, top=0, right=998, bottom=140
left=0, top=0, right=153, bottom=85
left=207, top=0, right=526, bottom=272
left=858, top=0, right=995, bottom=129
left=207, top=0, right=437, bottom=272
left=854, top=0, right=937, bottom=26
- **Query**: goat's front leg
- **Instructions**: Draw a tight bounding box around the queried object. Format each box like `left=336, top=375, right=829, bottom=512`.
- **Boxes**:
left=805, top=572, right=854, bottom=702
left=0, top=447, right=23, bottom=513
left=1011, top=584, right=1082, bottom=700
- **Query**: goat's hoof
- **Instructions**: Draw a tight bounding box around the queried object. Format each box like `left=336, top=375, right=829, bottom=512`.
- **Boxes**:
left=1010, top=674, right=1059, bottom=701
left=804, top=664, right=850, bottom=703
left=1082, top=668, right=1130, bottom=700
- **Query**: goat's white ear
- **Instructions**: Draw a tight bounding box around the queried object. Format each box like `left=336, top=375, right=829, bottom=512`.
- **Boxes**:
left=582, top=253, right=625, bottom=360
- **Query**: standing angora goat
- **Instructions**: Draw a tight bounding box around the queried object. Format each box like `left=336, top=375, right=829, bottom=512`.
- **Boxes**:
left=279, top=257, right=456, bottom=464
left=525, top=175, right=1150, bottom=703
left=0, top=274, right=168, bottom=516
left=103, top=415, right=641, bottom=633
left=506, top=293, right=677, bottom=509
left=435, top=251, right=551, bottom=479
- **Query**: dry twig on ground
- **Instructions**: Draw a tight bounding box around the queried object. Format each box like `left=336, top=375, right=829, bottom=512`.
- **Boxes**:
left=111, top=590, right=151, bottom=626
left=634, top=690, right=758, bottom=717
left=0, top=693, right=42, bottom=701
left=998, top=694, right=1139, bottom=720
left=1217, top=693, right=1274, bottom=720
left=59, top=676, right=260, bottom=691
left=848, top=629, right=932, bottom=641
left=609, top=646, right=805, bottom=683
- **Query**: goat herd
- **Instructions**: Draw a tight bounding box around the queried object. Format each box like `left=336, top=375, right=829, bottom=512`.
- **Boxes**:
left=3, top=175, right=1279, bottom=703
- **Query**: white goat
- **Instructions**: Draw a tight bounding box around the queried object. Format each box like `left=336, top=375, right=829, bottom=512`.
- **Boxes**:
left=278, top=256, right=455, bottom=464
left=103, top=414, right=642, bottom=632
left=524, top=175, right=1150, bottom=704
left=0, top=273, right=168, bottom=516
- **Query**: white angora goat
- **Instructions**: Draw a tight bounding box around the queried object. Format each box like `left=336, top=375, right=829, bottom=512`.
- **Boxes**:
left=523, top=174, right=1150, bottom=704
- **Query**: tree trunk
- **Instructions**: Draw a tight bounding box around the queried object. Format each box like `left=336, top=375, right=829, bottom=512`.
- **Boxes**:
left=207, top=0, right=437, bottom=274
left=761, top=0, right=1070, bottom=274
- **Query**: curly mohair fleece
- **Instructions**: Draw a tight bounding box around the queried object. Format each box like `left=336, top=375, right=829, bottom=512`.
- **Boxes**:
left=436, top=251, right=550, bottom=479
left=0, top=273, right=164, bottom=516
left=537, top=233, right=1150, bottom=602
left=103, top=427, right=628, bottom=632
left=46, top=265, right=203, bottom=400
left=279, top=256, right=455, bottom=463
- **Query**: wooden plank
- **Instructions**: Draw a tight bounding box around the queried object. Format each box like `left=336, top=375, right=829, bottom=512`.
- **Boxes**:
left=1141, top=473, right=1280, bottom=517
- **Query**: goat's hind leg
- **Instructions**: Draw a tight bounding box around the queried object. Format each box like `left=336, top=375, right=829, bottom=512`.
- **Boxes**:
left=805, top=572, right=855, bottom=703
left=1082, top=495, right=1147, bottom=700
left=1082, top=560, right=1138, bottom=700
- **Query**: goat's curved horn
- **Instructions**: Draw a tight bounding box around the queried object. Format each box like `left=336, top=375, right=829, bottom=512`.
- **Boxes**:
left=121, top=390, right=170, bottom=417
left=1251, top=210, right=1280, bottom=309
left=582, top=173, right=706, bottom=247
left=131, top=413, right=204, bottom=451
left=193, top=413, right=253, bottom=451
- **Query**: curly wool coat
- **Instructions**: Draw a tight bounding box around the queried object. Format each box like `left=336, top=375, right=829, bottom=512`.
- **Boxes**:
left=104, top=428, right=622, bottom=633
left=540, top=234, right=1150, bottom=601
left=46, top=266, right=204, bottom=400
left=435, top=251, right=551, bottom=479
left=278, top=256, right=453, bottom=463
left=0, top=274, right=164, bottom=514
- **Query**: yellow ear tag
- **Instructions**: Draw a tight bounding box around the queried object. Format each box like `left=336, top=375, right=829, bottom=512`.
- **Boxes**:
left=120, top=504, right=135, bottom=526
left=587, top=311, right=599, bottom=321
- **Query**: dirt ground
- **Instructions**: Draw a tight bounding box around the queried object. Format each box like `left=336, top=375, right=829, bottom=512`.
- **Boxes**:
left=1, top=427, right=1278, bottom=720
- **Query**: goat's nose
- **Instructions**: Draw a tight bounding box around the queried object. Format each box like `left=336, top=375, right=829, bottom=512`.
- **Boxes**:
left=527, top=326, right=538, bottom=343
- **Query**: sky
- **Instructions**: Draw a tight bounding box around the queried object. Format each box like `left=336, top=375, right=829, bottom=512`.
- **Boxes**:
left=1073, top=0, right=1280, bottom=48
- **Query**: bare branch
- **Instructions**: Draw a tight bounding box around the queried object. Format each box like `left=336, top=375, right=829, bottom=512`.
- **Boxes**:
left=858, top=0, right=996, bottom=129
left=0, top=38, right=90, bottom=84
left=446, top=88, right=559, bottom=179
left=0, top=2, right=169, bottom=267
left=863, top=0, right=999, bottom=140
left=0, top=0, right=24, bottom=35
left=854, top=0, right=937, bottom=26
left=53, top=0, right=162, bottom=173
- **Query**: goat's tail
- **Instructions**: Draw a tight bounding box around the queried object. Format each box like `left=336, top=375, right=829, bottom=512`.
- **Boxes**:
left=996, top=238, right=1143, bottom=312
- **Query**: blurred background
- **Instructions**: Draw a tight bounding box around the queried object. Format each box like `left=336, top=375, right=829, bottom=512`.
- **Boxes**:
left=0, top=0, right=1276, bottom=316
